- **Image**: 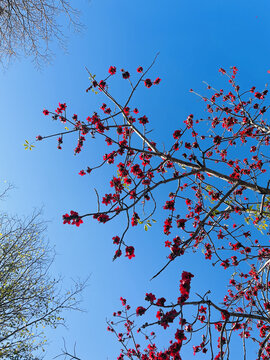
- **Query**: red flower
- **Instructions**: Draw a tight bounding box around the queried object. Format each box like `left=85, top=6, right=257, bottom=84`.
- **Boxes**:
left=163, top=200, right=175, bottom=211
left=131, top=212, right=140, bottom=226
left=136, top=306, right=146, bottom=316
left=179, top=271, right=194, bottom=304
left=185, top=198, right=192, bottom=206
left=138, top=115, right=149, bottom=125
left=74, top=218, right=83, bottom=227
left=105, top=137, right=113, bottom=146
left=102, top=194, right=113, bottom=206
left=129, top=190, right=136, bottom=199
left=58, top=103, right=67, bottom=112
left=112, top=236, right=120, bottom=244
left=97, top=214, right=110, bottom=223
left=153, top=77, right=161, bottom=85
left=175, top=329, right=187, bottom=343
left=137, top=66, right=143, bottom=73
left=156, top=297, right=166, bottom=306
left=114, top=249, right=122, bottom=259
left=144, top=79, right=152, bottom=88
left=108, top=66, right=116, bottom=75
left=173, top=130, right=182, bottom=139
left=110, top=177, right=124, bottom=193
left=145, top=293, right=156, bottom=302
left=163, top=218, right=172, bottom=235
left=122, top=71, right=130, bottom=79
left=199, top=306, right=207, bottom=314
left=126, top=246, right=135, bottom=259
left=176, top=219, right=187, bottom=229
left=63, top=211, right=83, bottom=227
left=156, top=310, right=163, bottom=320
left=99, top=80, right=106, bottom=90
left=43, top=109, right=49, bottom=115
left=123, top=107, right=130, bottom=116
left=213, top=135, right=222, bottom=145
left=79, top=170, right=86, bottom=176
left=184, top=114, right=193, bottom=129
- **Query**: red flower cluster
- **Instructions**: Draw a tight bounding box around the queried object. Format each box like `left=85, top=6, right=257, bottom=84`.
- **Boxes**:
left=55, top=102, right=67, bottom=114
left=163, top=218, right=172, bottom=235
left=136, top=306, right=146, bottom=316
left=178, top=271, right=194, bottom=304
left=131, top=212, right=140, bottom=226
left=176, top=219, right=187, bottom=229
left=94, top=213, right=110, bottom=223
left=63, top=211, right=83, bottom=227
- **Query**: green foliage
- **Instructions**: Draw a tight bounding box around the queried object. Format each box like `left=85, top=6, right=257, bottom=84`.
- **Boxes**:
left=23, top=140, right=35, bottom=150
left=0, top=212, right=83, bottom=359
left=137, top=218, right=156, bottom=231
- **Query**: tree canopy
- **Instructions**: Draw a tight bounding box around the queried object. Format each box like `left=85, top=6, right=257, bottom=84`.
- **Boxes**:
left=0, top=0, right=80, bottom=65
left=0, top=209, right=84, bottom=359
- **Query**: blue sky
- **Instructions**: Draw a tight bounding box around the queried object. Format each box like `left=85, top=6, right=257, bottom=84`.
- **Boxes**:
left=1, top=0, right=270, bottom=358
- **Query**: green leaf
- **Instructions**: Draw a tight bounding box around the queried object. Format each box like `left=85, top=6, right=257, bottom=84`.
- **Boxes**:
left=24, top=140, right=35, bottom=150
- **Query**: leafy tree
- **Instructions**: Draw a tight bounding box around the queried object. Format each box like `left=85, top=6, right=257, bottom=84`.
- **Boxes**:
left=0, top=0, right=80, bottom=65
left=0, top=209, right=84, bottom=359
left=38, top=60, right=270, bottom=359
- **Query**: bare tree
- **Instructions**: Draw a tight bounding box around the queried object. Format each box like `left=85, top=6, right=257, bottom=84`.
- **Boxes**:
left=0, top=0, right=81, bottom=66
left=0, top=209, right=85, bottom=359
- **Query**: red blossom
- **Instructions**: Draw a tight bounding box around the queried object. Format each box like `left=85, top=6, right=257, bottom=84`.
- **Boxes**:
left=175, top=329, right=186, bottom=343
left=112, top=236, right=120, bottom=244
left=145, top=293, right=156, bottom=302
left=136, top=306, right=146, bottom=316
left=176, top=219, right=187, bottom=229
left=163, top=218, right=172, bottom=235
left=63, top=211, right=83, bottom=227
left=109, top=66, right=116, bottom=75
left=153, top=77, right=161, bottom=85
left=173, top=130, right=182, bottom=139
left=144, top=79, right=152, bottom=88
left=125, top=246, right=135, bottom=259
left=219, top=68, right=226, bottom=74
left=156, top=297, right=166, bottom=306
left=138, top=115, right=149, bottom=125
left=131, top=212, right=140, bottom=226
left=122, top=71, right=130, bottom=79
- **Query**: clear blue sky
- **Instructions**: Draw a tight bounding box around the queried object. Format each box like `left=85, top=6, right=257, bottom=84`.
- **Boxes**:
left=1, top=0, right=270, bottom=358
